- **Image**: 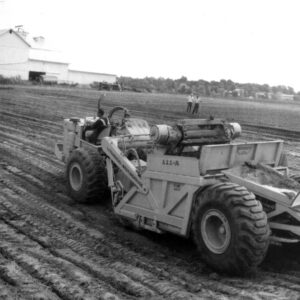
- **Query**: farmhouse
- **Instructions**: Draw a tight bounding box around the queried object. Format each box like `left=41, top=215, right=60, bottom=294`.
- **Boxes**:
left=275, top=92, right=294, bottom=101
left=0, top=28, right=117, bottom=86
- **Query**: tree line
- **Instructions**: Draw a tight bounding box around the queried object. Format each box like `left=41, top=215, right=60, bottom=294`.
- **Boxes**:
left=118, top=76, right=297, bottom=97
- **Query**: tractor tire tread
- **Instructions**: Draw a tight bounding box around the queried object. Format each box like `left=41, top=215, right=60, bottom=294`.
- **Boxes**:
left=66, top=148, right=108, bottom=203
left=192, top=182, right=270, bottom=275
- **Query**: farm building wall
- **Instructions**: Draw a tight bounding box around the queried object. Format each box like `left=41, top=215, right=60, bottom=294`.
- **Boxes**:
left=0, top=28, right=117, bottom=85
left=0, top=30, right=30, bottom=79
left=68, top=70, right=117, bottom=85
left=275, top=93, right=294, bottom=101
left=27, top=59, right=69, bottom=81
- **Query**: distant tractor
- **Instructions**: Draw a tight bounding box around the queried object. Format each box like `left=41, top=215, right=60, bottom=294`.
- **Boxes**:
left=55, top=105, right=300, bottom=275
left=90, top=81, right=121, bottom=91
left=39, top=74, right=58, bottom=85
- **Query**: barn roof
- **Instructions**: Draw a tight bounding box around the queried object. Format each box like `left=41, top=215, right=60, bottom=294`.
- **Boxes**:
left=29, top=48, right=69, bottom=64
left=0, top=29, right=8, bottom=36
left=68, top=68, right=117, bottom=77
left=0, top=28, right=32, bottom=47
left=0, top=28, right=69, bottom=64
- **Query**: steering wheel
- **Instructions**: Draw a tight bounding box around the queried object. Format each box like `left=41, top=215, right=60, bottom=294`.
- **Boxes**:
left=108, top=106, right=130, bottom=127
left=108, top=106, right=130, bottom=136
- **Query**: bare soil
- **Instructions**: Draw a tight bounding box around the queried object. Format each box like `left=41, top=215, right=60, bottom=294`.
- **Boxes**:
left=1, top=86, right=300, bottom=299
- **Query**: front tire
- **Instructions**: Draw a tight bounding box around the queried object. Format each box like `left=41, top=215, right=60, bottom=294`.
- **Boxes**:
left=66, top=148, right=108, bottom=203
left=192, top=182, right=270, bottom=275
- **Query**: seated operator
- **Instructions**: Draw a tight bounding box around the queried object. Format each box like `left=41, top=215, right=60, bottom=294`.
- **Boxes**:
left=84, top=108, right=110, bottom=144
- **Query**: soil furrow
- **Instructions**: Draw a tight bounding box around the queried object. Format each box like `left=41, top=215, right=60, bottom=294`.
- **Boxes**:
left=0, top=179, right=173, bottom=297
left=0, top=241, right=122, bottom=300
left=2, top=155, right=299, bottom=299
left=0, top=252, right=61, bottom=300
left=0, top=169, right=296, bottom=299
left=0, top=125, right=54, bottom=152
left=1, top=86, right=300, bottom=299
left=0, top=181, right=203, bottom=299
left=0, top=277, right=20, bottom=300
left=0, top=109, right=61, bottom=127
left=0, top=141, right=63, bottom=177
left=0, top=169, right=227, bottom=298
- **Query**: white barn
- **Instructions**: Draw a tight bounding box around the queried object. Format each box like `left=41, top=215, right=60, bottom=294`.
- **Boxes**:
left=0, top=28, right=117, bottom=85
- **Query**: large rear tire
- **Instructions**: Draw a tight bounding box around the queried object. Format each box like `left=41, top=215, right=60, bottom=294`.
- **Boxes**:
left=66, top=148, right=108, bottom=203
left=192, top=182, right=270, bottom=275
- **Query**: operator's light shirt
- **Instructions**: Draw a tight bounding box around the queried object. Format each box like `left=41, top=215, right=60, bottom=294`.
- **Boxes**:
left=188, top=95, right=193, bottom=103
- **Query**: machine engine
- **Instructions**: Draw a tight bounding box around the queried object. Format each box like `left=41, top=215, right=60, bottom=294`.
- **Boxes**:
left=150, top=118, right=241, bottom=154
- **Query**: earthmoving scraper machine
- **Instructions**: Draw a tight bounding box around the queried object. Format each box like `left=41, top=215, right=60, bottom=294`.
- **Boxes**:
left=55, top=109, right=300, bottom=275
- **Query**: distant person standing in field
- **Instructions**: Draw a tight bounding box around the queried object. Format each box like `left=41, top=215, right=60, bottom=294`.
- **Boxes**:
left=192, top=95, right=201, bottom=114
left=187, top=93, right=194, bottom=113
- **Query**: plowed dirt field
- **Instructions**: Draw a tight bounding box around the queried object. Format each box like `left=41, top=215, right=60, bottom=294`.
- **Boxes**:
left=1, top=86, right=300, bottom=300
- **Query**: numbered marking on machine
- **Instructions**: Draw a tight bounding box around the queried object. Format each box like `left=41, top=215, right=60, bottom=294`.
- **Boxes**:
left=162, top=159, right=180, bottom=166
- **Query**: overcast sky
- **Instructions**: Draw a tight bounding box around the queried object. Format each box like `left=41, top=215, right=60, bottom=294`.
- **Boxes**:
left=0, top=0, right=299, bottom=91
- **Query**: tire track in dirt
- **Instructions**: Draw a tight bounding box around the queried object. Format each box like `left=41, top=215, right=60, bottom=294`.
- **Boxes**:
left=0, top=142, right=298, bottom=294
left=0, top=159, right=263, bottom=299
left=0, top=277, right=20, bottom=300
left=0, top=109, right=61, bottom=128
left=0, top=157, right=209, bottom=300
left=0, top=165, right=198, bottom=298
left=0, top=91, right=99, bottom=122
left=0, top=128, right=57, bottom=155
left=261, top=272, right=300, bottom=292
left=2, top=87, right=300, bottom=299
left=2, top=151, right=300, bottom=300
left=0, top=223, right=123, bottom=300
left=0, top=140, right=63, bottom=178
left=0, top=252, right=60, bottom=300
left=0, top=114, right=61, bottom=138
left=0, top=185, right=150, bottom=299
left=0, top=149, right=268, bottom=300
left=0, top=175, right=208, bottom=299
